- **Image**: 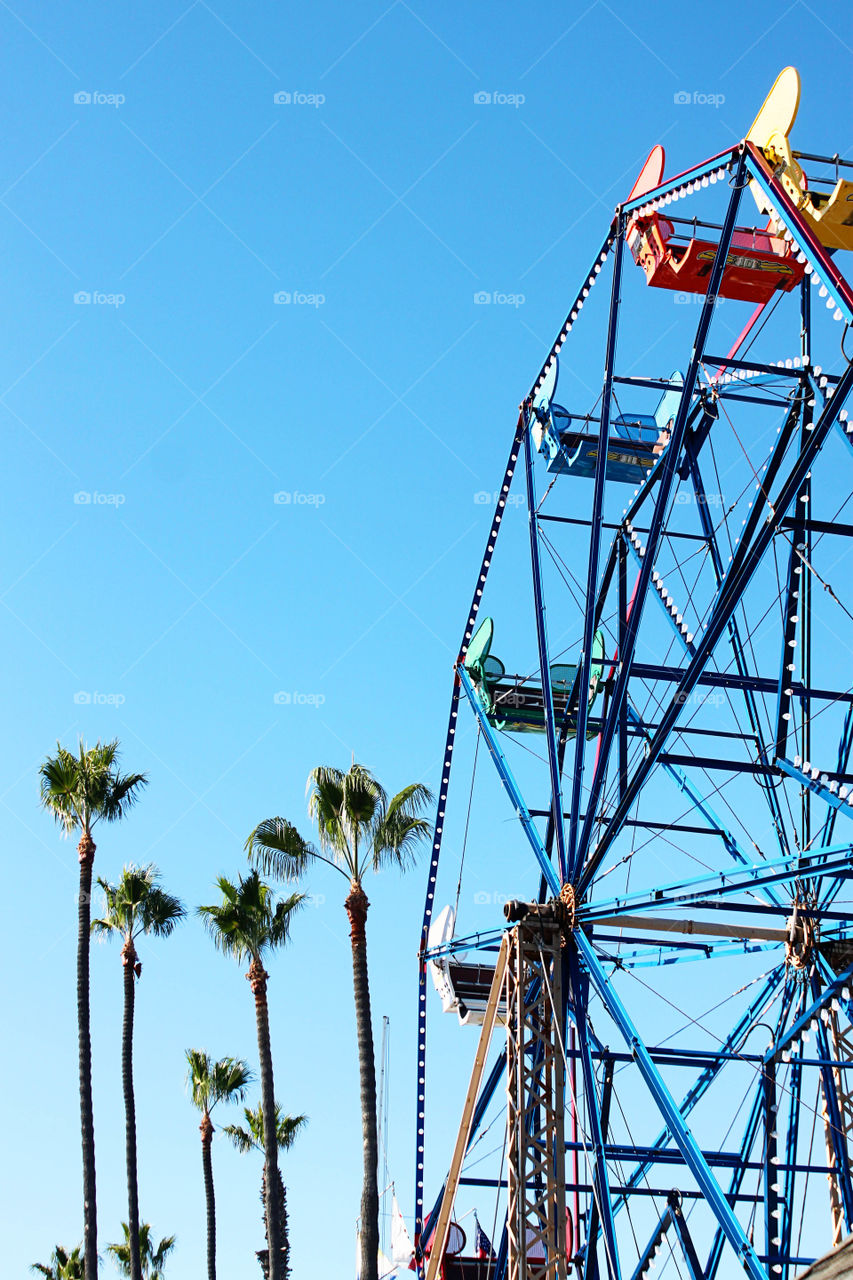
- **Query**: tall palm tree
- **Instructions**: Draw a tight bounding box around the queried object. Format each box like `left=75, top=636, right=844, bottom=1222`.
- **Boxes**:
left=245, top=764, right=432, bottom=1280
left=31, top=1245, right=85, bottom=1279
left=185, top=1050, right=253, bottom=1280
left=223, top=1103, right=307, bottom=1279
left=92, top=866, right=185, bottom=1280
left=198, top=873, right=304, bottom=1280
left=107, top=1224, right=175, bottom=1279
left=39, top=740, right=148, bottom=1276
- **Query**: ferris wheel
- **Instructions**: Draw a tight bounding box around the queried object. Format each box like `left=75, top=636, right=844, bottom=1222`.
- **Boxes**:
left=412, top=67, right=853, bottom=1280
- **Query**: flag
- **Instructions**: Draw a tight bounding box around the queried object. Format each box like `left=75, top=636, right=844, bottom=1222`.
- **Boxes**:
left=391, top=1194, right=415, bottom=1269
left=475, top=1214, right=496, bottom=1260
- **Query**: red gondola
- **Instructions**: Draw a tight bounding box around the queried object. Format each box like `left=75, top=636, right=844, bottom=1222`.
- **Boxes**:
left=626, top=145, right=805, bottom=303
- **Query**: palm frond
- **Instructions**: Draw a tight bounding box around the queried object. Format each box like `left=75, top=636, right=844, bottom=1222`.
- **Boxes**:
left=141, top=883, right=186, bottom=937
left=221, top=1121, right=258, bottom=1155
left=39, top=740, right=147, bottom=834
left=198, top=870, right=301, bottom=964
left=372, top=814, right=433, bottom=872
left=186, top=1048, right=253, bottom=1113
left=90, top=865, right=185, bottom=942
left=224, top=1101, right=307, bottom=1155
left=245, top=816, right=316, bottom=883
left=108, top=1223, right=175, bottom=1278
left=30, top=1245, right=85, bottom=1280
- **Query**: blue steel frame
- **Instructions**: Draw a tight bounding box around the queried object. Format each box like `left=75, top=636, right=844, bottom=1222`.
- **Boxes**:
left=415, top=131, right=853, bottom=1280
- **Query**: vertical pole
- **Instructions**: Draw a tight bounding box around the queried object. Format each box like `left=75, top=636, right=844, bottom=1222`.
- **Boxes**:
left=569, top=951, right=621, bottom=1280
left=763, top=1062, right=780, bottom=1275
left=570, top=1024, right=580, bottom=1263
left=583, top=1057, right=615, bottom=1280
left=506, top=918, right=567, bottom=1280
left=800, top=278, right=812, bottom=855
left=617, top=536, right=628, bottom=803
left=525, top=424, right=569, bottom=883
left=567, top=224, right=625, bottom=878
left=780, top=1038, right=803, bottom=1276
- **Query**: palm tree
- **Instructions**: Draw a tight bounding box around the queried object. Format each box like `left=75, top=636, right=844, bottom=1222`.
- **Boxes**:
left=107, top=1224, right=175, bottom=1279
left=245, top=764, right=432, bottom=1280
left=39, top=740, right=148, bottom=1276
left=198, top=873, right=304, bottom=1280
left=223, top=1103, right=307, bottom=1279
left=185, top=1050, right=253, bottom=1280
left=31, top=1245, right=85, bottom=1278
left=92, top=866, right=185, bottom=1280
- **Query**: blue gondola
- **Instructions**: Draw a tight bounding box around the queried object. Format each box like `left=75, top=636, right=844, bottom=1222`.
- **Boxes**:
left=530, top=357, right=684, bottom=483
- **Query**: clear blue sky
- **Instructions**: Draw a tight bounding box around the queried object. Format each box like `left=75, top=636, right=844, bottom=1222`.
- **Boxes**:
left=2, top=1, right=852, bottom=1275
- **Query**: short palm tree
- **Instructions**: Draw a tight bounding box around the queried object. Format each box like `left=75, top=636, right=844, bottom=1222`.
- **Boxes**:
left=245, top=764, right=432, bottom=1280
left=92, top=866, right=185, bottom=1280
left=223, top=1103, right=307, bottom=1279
left=106, top=1224, right=175, bottom=1279
left=198, top=873, right=304, bottom=1280
left=31, top=1245, right=85, bottom=1278
left=186, top=1050, right=253, bottom=1280
left=39, top=740, right=148, bottom=1275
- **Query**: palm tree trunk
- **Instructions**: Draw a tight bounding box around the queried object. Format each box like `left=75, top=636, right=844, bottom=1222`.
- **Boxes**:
left=256, top=1167, right=287, bottom=1279
left=279, top=1172, right=292, bottom=1280
left=248, top=958, right=283, bottom=1280
left=345, top=883, right=379, bottom=1280
left=277, top=1170, right=289, bottom=1280
left=78, top=831, right=98, bottom=1276
left=121, top=939, right=142, bottom=1280
left=200, top=1113, right=217, bottom=1280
